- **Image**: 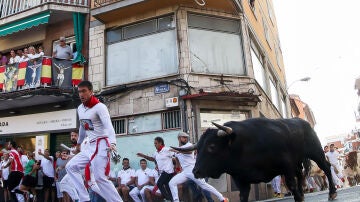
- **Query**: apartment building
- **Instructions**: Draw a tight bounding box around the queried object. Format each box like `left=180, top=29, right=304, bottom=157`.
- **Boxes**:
left=87, top=0, right=289, bottom=200
left=0, top=0, right=89, bottom=154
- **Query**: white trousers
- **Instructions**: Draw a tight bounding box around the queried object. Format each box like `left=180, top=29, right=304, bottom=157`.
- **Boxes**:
left=271, top=175, right=281, bottom=194
left=129, top=185, right=153, bottom=202
left=60, top=174, right=79, bottom=201
left=66, top=138, right=122, bottom=202
left=330, top=166, right=343, bottom=186
left=168, top=166, right=224, bottom=202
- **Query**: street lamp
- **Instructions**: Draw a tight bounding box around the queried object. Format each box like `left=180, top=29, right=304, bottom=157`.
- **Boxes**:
left=287, top=77, right=311, bottom=91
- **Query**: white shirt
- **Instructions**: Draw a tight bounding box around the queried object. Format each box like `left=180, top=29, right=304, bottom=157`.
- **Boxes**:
left=1, top=159, right=10, bottom=180
left=175, top=142, right=196, bottom=169
left=40, top=156, right=55, bottom=177
left=152, top=169, right=160, bottom=183
left=135, top=168, right=154, bottom=186
left=19, top=56, right=28, bottom=62
left=117, top=168, right=135, bottom=185
left=9, top=56, right=20, bottom=64
left=21, top=155, right=29, bottom=168
left=153, top=147, right=175, bottom=174
left=326, top=151, right=340, bottom=166
left=77, top=102, right=116, bottom=145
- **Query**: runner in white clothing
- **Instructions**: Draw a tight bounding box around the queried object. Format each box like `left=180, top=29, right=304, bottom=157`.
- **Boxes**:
left=65, top=80, right=122, bottom=202
left=60, top=130, right=81, bottom=202
left=129, top=159, right=155, bottom=202
left=325, top=144, right=344, bottom=187
left=169, top=132, right=229, bottom=202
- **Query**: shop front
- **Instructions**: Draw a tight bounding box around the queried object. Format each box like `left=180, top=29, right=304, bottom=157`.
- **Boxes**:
left=0, top=108, right=78, bottom=156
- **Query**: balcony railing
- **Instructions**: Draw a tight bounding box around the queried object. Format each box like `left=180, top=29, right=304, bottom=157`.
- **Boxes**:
left=93, top=0, right=122, bottom=8
left=0, top=0, right=89, bottom=19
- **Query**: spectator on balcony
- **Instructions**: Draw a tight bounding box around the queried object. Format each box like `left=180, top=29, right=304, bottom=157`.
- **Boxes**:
left=53, top=36, right=73, bottom=60
left=0, top=52, right=7, bottom=65
left=8, top=50, right=20, bottom=64
left=22, top=48, right=29, bottom=62
left=17, top=49, right=24, bottom=62
left=27, top=46, right=40, bottom=60
left=38, top=46, right=44, bottom=57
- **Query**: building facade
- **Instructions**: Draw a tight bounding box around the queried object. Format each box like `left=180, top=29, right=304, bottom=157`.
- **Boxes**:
left=90, top=0, right=289, bottom=200
left=0, top=0, right=89, bottom=154
left=289, top=94, right=316, bottom=127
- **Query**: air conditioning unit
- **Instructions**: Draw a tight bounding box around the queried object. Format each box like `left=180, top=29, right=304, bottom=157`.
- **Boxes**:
left=165, top=97, right=179, bottom=107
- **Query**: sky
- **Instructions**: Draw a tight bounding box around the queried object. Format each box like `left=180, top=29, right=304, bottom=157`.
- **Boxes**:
left=272, top=0, right=360, bottom=143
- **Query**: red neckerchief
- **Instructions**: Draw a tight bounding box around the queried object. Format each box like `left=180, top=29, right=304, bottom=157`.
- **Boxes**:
left=157, top=145, right=164, bottom=152
left=84, top=95, right=100, bottom=108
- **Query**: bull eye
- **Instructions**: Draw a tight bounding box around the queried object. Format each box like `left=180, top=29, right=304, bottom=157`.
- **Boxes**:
left=207, top=143, right=216, bottom=153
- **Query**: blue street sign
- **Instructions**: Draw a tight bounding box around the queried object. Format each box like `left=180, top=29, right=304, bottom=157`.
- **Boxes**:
left=154, top=84, right=170, bottom=94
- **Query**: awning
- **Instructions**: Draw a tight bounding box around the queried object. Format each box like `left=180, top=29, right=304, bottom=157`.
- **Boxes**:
left=0, top=12, right=50, bottom=37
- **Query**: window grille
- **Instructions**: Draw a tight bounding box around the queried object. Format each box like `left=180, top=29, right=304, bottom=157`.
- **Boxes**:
left=162, top=110, right=181, bottom=129
left=112, top=119, right=126, bottom=135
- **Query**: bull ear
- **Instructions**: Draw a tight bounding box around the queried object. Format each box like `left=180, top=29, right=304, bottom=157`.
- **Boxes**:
left=217, top=130, right=228, bottom=137
left=212, top=122, right=233, bottom=136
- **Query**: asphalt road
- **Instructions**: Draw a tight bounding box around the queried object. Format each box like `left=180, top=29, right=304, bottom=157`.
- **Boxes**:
left=259, top=186, right=360, bottom=202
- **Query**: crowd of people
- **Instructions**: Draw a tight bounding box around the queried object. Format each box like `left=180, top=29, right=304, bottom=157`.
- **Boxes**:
left=0, top=36, right=75, bottom=67
left=0, top=80, right=230, bottom=202
left=270, top=143, right=360, bottom=199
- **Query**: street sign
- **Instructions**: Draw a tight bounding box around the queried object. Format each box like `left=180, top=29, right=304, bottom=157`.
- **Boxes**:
left=154, top=84, right=170, bottom=94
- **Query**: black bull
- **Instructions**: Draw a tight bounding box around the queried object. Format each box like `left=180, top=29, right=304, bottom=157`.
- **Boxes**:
left=172, top=118, right=337, bottom=202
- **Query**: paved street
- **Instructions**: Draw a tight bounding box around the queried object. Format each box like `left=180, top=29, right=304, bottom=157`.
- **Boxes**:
left=259, top=186, right=360, bottom=202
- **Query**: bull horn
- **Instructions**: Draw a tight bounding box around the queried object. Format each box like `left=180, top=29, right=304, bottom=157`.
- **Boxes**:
left=212, top=122, right=233, bottom=136
left=170, top=144, right=197, bottom=152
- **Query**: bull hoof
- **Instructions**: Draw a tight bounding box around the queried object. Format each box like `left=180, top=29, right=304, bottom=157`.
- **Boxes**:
left=328, top=192, right=337, bottom=200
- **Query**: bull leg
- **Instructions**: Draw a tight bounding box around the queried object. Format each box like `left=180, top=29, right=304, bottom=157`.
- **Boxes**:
left=311, top=157, right=337, bottom=200
left=284, top=174, right=303, bottom=202
left=295, top=167, right=305, bottom=200
left=233, top=179, right=250, bottom=202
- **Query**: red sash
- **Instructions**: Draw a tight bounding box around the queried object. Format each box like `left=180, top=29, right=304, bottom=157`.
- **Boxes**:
left=84, top=137, right=111, bottom=186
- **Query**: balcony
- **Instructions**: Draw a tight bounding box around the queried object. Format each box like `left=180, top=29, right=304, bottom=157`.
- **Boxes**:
left=93, top=0, right=123, bottom=8
left=0, top=0, right=89, bottom=27
left=0, top=0, right=89, bottom=19
left=91, top=0, right=240, bottom=24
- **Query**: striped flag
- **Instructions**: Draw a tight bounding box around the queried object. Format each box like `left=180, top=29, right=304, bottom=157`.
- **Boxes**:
left=17, top=62, right=27, bottom=86
left=41, top=57, right=52, bottom=85
left=72, top=63, right=84, bottom=86
left=0, top=65, right=5, bottom=90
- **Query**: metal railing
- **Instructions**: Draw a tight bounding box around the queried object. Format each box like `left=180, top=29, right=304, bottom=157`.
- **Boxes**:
left=0, top=0, right=89, bottom=19
left=93, top=0, right=122, bottom=8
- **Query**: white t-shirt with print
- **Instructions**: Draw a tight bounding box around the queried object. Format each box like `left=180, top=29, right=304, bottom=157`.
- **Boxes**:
left=117, top=168, right=135, bottom=185
left=135, top=167, right=154, bottom=186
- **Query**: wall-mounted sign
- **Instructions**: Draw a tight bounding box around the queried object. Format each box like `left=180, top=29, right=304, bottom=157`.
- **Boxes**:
left=0, top=109, right=77, bottom=135
left=154, top=84, right=170, bottom=94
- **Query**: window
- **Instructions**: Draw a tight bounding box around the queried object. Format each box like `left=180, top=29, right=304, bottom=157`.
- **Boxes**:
left=250, top=44, right=267, bottom=92
left=162, top=110, right=181, bottom=129
left=106, top=15, right=178, bottom=86
left=249, top=0, right=255, bottom=11
left=200, top=110, right=248, bottom=135
left=280, top=96, right=287, bottom=118
left=112, top=119, right=126, bottom=135
left=269, top=77, right=279, bottom=110
left=188, top=14, right=245, bottom=75
left=263, top=19, right=270, bottom=47
left=128, top=113, right=162, bottom=134
left=266, top=0, right=274, bottom=24
left=275, top=46, right=281, bottom=68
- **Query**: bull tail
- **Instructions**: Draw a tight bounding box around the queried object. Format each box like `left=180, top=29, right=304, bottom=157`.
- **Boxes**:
left=303, top=158, right=312, bottom=177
